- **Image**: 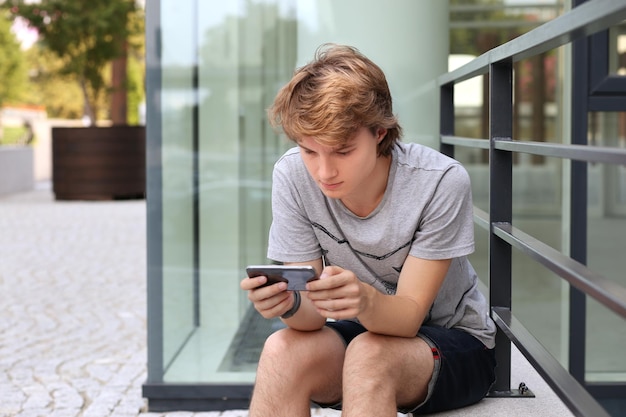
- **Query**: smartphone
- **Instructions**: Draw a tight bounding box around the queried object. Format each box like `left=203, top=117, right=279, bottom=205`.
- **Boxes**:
left=246, top=265, right=318, bottom=291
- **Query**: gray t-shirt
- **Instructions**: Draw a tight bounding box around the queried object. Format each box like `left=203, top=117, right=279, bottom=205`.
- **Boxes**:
left=267, top=142, right=496, bottom=348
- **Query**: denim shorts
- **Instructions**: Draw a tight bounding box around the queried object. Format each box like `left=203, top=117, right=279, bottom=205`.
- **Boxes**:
left=323, top=320, right=496, bottom=414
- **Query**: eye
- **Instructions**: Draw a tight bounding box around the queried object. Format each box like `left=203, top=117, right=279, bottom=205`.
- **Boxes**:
left=337, top=149, right=352, bottom=156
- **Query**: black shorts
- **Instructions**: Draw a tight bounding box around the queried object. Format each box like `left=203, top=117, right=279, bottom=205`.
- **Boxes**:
left=324, top=320, right=496, bottom=414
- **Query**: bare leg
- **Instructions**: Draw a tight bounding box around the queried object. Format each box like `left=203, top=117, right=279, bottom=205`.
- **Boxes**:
left=341, top=332, right=434, bottom=417
left=249, top=326, right=346, bottom=417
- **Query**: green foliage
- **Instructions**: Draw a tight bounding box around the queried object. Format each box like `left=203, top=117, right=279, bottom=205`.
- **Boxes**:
left=125, top=8, right=145, bottom=125
left=126, top=53, right=144, bottom=125
left=0, top=11, right=27, bottom=108
left=0, top=125, right=29, bottom=145
left=23, top=43, right=85, bottom=119
left=5, top=0, right=141, bottom=123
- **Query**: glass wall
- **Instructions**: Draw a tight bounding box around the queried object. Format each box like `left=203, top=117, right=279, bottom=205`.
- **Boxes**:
left=586, top=111, right=626, bottom=383
left=146, top=0, right=449, bottom=400
left=146, top=0, right=625, bottom=411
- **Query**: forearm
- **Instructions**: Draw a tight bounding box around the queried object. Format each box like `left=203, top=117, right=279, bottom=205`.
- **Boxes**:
left=357, top=286, right=427, bottom=337
left=281, top=291, right=327, bottom=331
left=357, top=257, right=451, bottom=337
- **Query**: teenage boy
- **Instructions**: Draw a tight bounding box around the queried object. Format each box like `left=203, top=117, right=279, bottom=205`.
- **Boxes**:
left=240, top=43, right=496, bottom=417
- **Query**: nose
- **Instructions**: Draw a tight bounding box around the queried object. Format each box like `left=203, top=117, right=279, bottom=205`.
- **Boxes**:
left=318, top=155, right=337, bottom=181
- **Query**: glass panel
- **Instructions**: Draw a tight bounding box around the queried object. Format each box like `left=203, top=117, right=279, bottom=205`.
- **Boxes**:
left=468, top=224, right=489, bottom=289
left=449, top=1, right=565, bottom=211
left=161, top=0, right=197, bottom=372
left=587, top=113, right=626, bottom=380
left=512, top=250, right=566, bottom=363
left=159, top=0, right=449, bottom=384
left=511, top=154, right=565, bottom=364
left=586, top=297, right=626, bottom=381
left=512, top=157, right=563, bottom=217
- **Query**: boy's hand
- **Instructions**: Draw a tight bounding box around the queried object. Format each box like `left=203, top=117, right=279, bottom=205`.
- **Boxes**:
left=240, top=276, right=293, bottom=319
left=306, top=265, right=374, bottom=319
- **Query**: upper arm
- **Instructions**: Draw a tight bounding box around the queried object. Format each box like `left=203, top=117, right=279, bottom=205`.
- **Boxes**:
left=396, top=255, right=451, bottom=321
left=268, top=159, right=323, bottom=263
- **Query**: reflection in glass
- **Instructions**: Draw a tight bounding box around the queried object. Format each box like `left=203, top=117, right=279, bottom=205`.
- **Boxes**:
left=512, top=250, right=565, bottom=364
left=610, top=22, right=626, bottom=76
left=586, top=112, right=626, bottom=379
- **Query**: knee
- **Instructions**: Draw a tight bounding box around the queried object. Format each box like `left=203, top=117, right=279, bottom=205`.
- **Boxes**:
left=345, top=332, right=386, bottom=364
left=343, top=332, right=390, bottom=379
left=259, top=327, right=320, bottom=371
left=259, top=328, right=296, bottom=364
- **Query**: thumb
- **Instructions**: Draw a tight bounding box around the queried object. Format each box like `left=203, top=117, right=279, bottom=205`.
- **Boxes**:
left=320, top=265, right=343, bottom=279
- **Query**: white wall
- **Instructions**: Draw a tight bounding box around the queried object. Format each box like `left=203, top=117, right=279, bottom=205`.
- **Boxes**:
left=297, top=0, right=449, bottom=149
left=0, top=147, right=34, bottom=196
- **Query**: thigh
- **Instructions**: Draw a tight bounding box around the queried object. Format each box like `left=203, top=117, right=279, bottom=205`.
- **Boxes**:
left=341, top=329, right=436, bottom=409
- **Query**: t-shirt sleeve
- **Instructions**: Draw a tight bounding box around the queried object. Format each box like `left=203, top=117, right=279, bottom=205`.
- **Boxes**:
left=409, top=163, right=475, bottom=260
left=267, top=158, right=322, bottom=263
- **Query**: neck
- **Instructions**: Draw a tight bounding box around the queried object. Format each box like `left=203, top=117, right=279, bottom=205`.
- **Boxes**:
left=341, top=155, right=391, bottom=217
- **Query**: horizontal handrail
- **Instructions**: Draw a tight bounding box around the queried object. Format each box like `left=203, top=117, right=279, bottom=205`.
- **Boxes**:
left=492, top=222, right=626, bottom=319
left=443, top=135, right=626, bottom=165
left=439, top=0, right=626, bottom=85
left=492, top=307, right=611, bottom=417
left=473, top=207, right=490, bottom=231
left=476, top=208, right=626, bottom=319
left=495, top=140, right=626, bottom=165
left=441, top=135, right=490, bottom=149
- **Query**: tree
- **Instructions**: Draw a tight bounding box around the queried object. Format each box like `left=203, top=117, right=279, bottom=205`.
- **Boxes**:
left=5, top=0, right=140, bottom=125
left=0, top=10, right=27, bottom=139
left=23, top=43, right=86, bottom=119
left=0, top=12, right=26, bottom=107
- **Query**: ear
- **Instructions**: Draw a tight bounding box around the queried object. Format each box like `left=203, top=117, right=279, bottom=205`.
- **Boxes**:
left=376, top=127, right=388, bottom=143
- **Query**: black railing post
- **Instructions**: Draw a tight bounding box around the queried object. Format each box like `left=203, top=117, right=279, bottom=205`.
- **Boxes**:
left=489, top=60, right=514, bottom=394
left=440, top=83, right=455, bottom=158
left=569, top=30, right=589, bottom=386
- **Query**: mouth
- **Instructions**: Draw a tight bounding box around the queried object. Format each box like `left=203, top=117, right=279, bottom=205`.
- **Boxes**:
left=320, top=181, right=342, bottom=191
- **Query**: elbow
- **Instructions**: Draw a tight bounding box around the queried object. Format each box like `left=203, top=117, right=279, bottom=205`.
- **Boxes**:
left=285, top=322, right=325, bottom=332
left=400, top=324, right=422, bottom=338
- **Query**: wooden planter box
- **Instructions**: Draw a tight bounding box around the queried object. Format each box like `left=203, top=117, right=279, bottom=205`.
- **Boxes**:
left=52, top=126, right=145, bottom=200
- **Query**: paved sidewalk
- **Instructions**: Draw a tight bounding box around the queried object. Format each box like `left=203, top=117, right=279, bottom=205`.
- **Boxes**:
left=0, top=185, right=574, bottom=417
left=0, top=186, right=148, bottom=417
left=0, top=185, right=337, bottom=417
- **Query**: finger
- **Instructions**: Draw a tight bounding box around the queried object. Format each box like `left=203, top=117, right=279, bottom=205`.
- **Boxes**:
left=307, top=272, right=344, bottom=292
left=240, top=275, right=267, bottom=290
left=307, top=279, right=346, bottom=299
left=320, top=265, right=344, bottom=278
left=311, top=298, right=344, bottom=313
left=249, top=281, right=288, bottom=301
left=257, top=290, right=293, bottom=318
left=315, top=304, right=350, bottom=320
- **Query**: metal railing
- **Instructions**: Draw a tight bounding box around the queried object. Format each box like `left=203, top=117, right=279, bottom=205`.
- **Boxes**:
left=438, top=1, right=626, bottom=416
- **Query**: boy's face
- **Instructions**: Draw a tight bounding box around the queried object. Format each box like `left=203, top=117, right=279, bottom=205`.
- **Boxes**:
left=298, top=127, right=385, bottom=201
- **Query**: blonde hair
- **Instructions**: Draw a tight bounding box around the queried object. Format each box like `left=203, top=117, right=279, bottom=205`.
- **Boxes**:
left=267, top=44, right=402, bottom=156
